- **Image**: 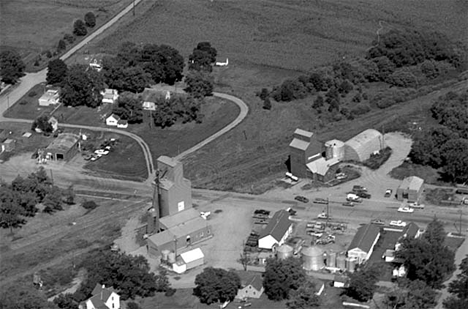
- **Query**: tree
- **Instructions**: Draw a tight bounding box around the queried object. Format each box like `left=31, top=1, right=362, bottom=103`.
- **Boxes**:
left=0, top=50, right=25, bottom=85
left=239, top=253, right=250, bottom=271
left=0, top=283, right=57, bottom=309
left=112, top=92, right=144, bottom=124
left=184, top=70, right=214, bottom=98
left=54, top=293, right=78, bottom=309
left=312, top=95, right=324, bottom=110
left=263, top=97, right=272, bottom=110
left=152, top=100, right=177, bottom=128
left=188, top=42, right=217, bottom=72
left=0, top=187, right=26, bottom=233
left=259, top=88, right=269, bottom=100
left=60, top=64, right=103, bottom=107
left=57, top=39, right=67, bottom=51
left=386, top=280, right=436, bottom=309
left=31, top=115, right=54, bottom=133
left=193, top=267, right=240, bottom=305
left=102, top=57, right=151, bottom=93
left=422, top=218, right=446, bottom=246
left=286, top=280, right=321, bottom=309
left=140, top=44, right=185, bottom=85
left=444, top=255, right=468, bottom=309
left=64, top=184, right=75, bottom=205
left=84, top=12, right=96, bottom=28
left=346, top=267, right=379, bottom=302
left=263, top=257, right=306, bottom=301
left=73, top=19, right=87, bottom=36
left=47, top=59, right=68, bottom=85
left=43, top=186, right=64, bottom=213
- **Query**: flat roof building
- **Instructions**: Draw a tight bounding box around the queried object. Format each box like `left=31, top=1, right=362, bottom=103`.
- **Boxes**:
left=396, top=176, right=424, bottom=202
left=45, top=133, right=80, bottom=161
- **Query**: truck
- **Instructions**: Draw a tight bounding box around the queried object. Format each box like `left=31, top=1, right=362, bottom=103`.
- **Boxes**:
left=346, top=193, right=362, bottom=203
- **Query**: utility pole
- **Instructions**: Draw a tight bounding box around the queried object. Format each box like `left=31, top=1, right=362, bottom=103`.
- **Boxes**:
left=326, top=197, right=330, bottom=227
left=132, top=0, right=135, bottom=16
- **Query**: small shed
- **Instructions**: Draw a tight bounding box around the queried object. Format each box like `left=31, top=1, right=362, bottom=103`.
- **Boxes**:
left=180, top=247, right=204, bottom=269
left=396, top=176, right=424, bottom=202
left=333, top=275, right=349, bottom=288
left=1, top=138, right=16, bottom=152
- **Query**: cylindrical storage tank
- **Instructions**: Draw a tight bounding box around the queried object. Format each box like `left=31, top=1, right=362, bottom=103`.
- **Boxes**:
left=301, top=246, right=324, bottom=271
left=347, top=257, right=357, bottom=273
left=168, top=252, right=176, bottom=264
left=277, top=244, right=294, bottom=260
left=336, top=254, right=346, bottom=270
left=328, top=251, right=337, bottom=268
left=161, top=250, right=170, bottom=262
left=335, top=144, right=345, bottom=159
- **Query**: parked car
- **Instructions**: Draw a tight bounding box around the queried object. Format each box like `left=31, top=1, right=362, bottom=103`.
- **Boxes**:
left=342, top=201, right=355, bottom=207
left=398, top=207, right=414, bottom=213
left=371, top=218, right=385, bottom=225
left=254, top=209, right=270, bottom=215
left=200, top=211, right=211, bottom=219
left=346, top=194, right=362, bottom=203
left=286, top=207, right=297, bottom=215
left=353, top=185, right=367, bottom=192
left=408, top=202, right=425, bottom=209
left=317, top=212, right=330, bottom=219
left=294, top=196, right=309, bottom=203
left=315, top=236, right=335, bottom=245
left=356, top=191, right=371, bottom=199
left=390, top=220, right=407, bottom=227
left=384, top=189, right=393, bottom=197
left=307, top=231, right=323, bottom=238
left=314, top=198, right=328, bottom=204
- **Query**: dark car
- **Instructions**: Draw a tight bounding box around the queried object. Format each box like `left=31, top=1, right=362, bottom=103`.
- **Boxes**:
left=294, top=196, right=309, bottom=203
left=254, top=209, right=270, bottom=215
left=342, top=201, right=355, bottom=207
left=313, top=198, right=328, bottom=204
left=356, top=191, right=371, bottom=199
left=353, top=185, right=367, bottom=192
left=371, top=219, right=385, bottom=225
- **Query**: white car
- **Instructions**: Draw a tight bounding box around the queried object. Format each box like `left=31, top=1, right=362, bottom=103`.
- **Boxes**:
left=398, top=207, right=414, bottom=213
left=390, top=220, right=407, bottom=227
left=408, top=202, right=425, bottom=209
left=317, top=212, right=330, bottom=219
left=200, top=211, right=211, bottom=220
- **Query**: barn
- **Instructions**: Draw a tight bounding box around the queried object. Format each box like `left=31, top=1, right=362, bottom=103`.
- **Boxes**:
left=258, top=210, right=293, bottom=250
left=344, top=129, right=383, bottom=162
left=347, top=224, right=380, bottom=264
left=45, top=133, right=80, bottom=161
left=396, top=176, right=424, bottom=202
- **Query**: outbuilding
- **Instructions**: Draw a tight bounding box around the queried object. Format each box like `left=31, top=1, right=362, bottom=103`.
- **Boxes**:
left=45, top=133, right=80, bottom=161
left=236, top=274, right=264, bottom=299
left=396, top=176, right=424, bottom=202
left=258, top=210, right=293, bottom=250
left=347, top=224, right=381, bottom=264
left=38, top=89, right=60, bottom=106
left=106, top=114, right=121, bottom=126
left=101, top=89, right=119, bottom=104
left=344, top=129, right=384, bottom=162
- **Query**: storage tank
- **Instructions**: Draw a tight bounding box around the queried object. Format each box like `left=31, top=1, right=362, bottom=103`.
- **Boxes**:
left=277, top=244, right=294, bottom=260
left=168, top=252, right=176, bottom=264
left=336, top=253, right=346, bottom=270
left=161, top=250, right=170, bottom=262
left=325, top=139, right=345, bottom=160
left=301, top=246, right=324, bottom=271
left=346, top=257, right=357, bottom=273
left=328, top=251, right=337, bottom=268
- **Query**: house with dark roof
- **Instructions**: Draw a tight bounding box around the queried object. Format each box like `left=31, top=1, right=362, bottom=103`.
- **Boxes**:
left=236, top=274, right=264, bottom=299
left=79, top=284, right=120, bottom=309
left=258, top=210, right=293, bottom=250
left=347, top=224, right=381, bottom=263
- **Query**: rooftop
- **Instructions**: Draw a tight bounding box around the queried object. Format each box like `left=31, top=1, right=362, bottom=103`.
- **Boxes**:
left=289, top=138, right=310, bottom=151
left=180, top=247, right=204, bottom=263
left=160, top=208, right=199, bottom=230
left=245, top=274, right=263, bottom=291
left=348, top=224, right=380, bottom=253
left=259, top=210, right=292, bottom=242
left=345, top=129, right=382, bottom=149
left=158, top=155, right=179, bottom=168
left=45, top=133, right=79, bottom=152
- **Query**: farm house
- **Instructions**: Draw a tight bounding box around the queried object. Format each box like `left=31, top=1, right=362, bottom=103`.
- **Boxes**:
left=44, top=133, right=80, bottom=161
left=396, top=176, right=424, bottom=202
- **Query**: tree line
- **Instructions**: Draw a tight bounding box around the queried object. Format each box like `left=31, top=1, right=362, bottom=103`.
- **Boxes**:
left=409, top=90, right=468, bottom=183
left=0, top=167, right=75, bottom=233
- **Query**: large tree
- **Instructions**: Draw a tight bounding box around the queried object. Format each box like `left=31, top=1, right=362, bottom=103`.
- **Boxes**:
left=440, top=139, right=468, bottom=183
left=263, top=257, right=306, bottom=301
left=101, top=57, right=151, bottom=93
left=346, top=267, right=379, bottom=302
left=444, top=255, right=468, bottom=309
left=0, top=50, right=25, bottom=84
left=47, top=59, right=68, bottom=85
left=112, top=92, right=144, bottom=124
left=188, top=42, right=217, bottom=72
left=84, top=12, right=96, bottom=28
left=73, top=19, right=87, bottom=36
left=60, top=64, right=103, bottom=107
left=286, top=280, right=321, bottom=309
left=193, top=267, right=240, bottom=305
left=184, top=70, right=214, bottom=98
left=0, top=186, right=26, bottom=233
left=140, top=44, right=185, bottom=85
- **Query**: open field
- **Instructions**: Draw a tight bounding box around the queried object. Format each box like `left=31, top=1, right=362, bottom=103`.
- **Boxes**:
left=0, top=0, right=134, bottom=70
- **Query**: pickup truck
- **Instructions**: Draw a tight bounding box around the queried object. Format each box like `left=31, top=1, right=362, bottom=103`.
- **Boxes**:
left=346, top=194, right=362, bottom=203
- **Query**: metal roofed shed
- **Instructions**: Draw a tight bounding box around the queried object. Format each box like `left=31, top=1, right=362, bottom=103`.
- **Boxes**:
left=172, top=248, right=204, bottom=274
left=45, top=133, right=80, bottom=161
left=344, top=129, right=383, bottom=162
left=258, top=210, right=293, bottom=250
left=396, top=176, right=424, bottom=202
left=347, top=224, right=381, bottom=264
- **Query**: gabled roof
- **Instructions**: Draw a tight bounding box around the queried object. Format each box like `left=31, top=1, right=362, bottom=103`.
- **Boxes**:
left=107, top=114, right=120, bottom=121
left=348, top=224, right=380, bottom=253
left=46, top=133, right=79, bottom=152
left=245, top=274, right=263, bottom=291
left=259, top=210, right=292, bottom=241
left=401, top=222, right=419, bottom=239
left=400, top=176, right=424, bottom=191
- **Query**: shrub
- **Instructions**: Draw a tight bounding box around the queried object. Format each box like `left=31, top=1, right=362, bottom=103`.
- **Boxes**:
left=388, top=69, right=418, bottom=88
left=82, top=200, right=98, bottom=210
left=28, top=91, right=37, bottom=97
left=19, top=100, right=28, bottom=105
left=263, top=97, right=272, bottom=110
left=351, top=103, right=371, bottom=115
left=64, top=33, right=75, bottom=44
left=46, top=50, right=53, bottom=58
left=84, top=12, right=96, bottom=28
left=127, top=302, right=141, bottom=309
left=165, top=288, right=176, bottom=297
left=73, top=19, right=88, bottom=36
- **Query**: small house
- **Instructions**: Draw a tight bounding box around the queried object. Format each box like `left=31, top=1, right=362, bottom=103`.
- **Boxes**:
left=106, top=114, right=120, bottom=126
left=79, top=284, right=120, bottom=309
left=142, top=101, right=157, bottom=111
left=38, top=89, right=60, bottom=106
left=117, top=120, right=128, bottom=129
left=236, top=274, right=264, bottom=299
left=48, top=116, right=59, bottom=132
left=101, top=89, right=119, bottom=104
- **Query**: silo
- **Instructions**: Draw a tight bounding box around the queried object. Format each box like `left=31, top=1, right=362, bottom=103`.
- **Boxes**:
left=168, top=252, right=176, bottom=264
left=277, top=244, right=294, bottom=260
left=346, top=257, right=357, bottom=273
left=161, top=250, right=170, bottom=262
left=336, top=253, right=346, bottom=270
left=328, top=251, right=337, bottom=268
left=301, top=246, right=324, bottom=271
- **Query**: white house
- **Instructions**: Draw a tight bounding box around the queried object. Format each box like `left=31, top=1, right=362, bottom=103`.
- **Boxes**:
left=101, top=89, right=119, bottom=104
left=38, top=89, right=60, bottom=106
left=117, top=120, right=128, bottom=129
left=236, top=275, right=264, bottom=299
left=106, top=114, right=121, bottom=126
left=258, top=210, right=293, bottom=250
left=79, top=284, right=120, bottom=309
left=347, top=224, right=380, bottom=264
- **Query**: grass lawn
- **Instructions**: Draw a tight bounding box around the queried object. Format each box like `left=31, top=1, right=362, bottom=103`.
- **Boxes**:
left=3, top=83, right=54, bottom=120
left=0, top=0, right=134, bottom=71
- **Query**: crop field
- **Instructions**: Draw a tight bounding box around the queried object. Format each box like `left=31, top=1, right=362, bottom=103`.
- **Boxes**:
left=95, top=0, right=468, bottom=71
left=0, top=0, right=133, bottom=68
